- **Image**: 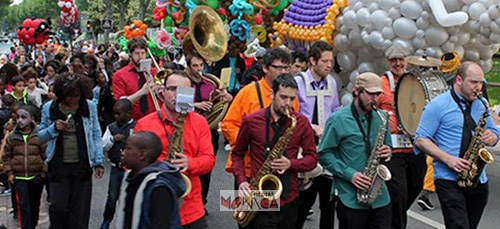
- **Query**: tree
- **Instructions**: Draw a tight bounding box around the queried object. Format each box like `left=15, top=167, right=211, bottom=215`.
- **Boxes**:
left=113, top=0, right=130, bottom=29
left=103, top=0, right=112, bottom=43
left=139, top=0, right=152, bottom=21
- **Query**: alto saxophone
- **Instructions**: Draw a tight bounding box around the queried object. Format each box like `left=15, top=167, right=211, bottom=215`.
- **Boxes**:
left=457, top=95, right=495, bottom=188
left=233, top=109, right=297, bottom=227
left=167, top=111, right=192, bottom=198
left=356, top=105, right=392, bottom=204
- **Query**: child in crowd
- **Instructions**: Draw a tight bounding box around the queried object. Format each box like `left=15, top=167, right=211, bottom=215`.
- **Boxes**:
left=1, top=104, right=46, bottom=229
left=10, top=76, right=32, bottom=106
left=115, top=131, right=186, bottom=228
left=24, top=70, right=49, bottom=108
left=93, top=71, right=115, bottom=133
left=100, top=99, right=135, bottom=229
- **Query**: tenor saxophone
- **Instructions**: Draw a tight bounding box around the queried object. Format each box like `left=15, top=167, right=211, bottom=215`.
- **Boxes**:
left=233, top=109, right=297, bottom=227
left=356, top=105, right=392, bottom=204
left=457, top=95, right=495, bottom=188
left=167, top=111, right=192, bottom=198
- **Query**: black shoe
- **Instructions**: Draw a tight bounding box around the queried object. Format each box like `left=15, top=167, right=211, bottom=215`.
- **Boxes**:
left=417, top=195, right=435, bottom=210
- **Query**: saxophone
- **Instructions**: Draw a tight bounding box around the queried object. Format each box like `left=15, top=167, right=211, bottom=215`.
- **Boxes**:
left=457, top=95, right=495, bottom=188
left=167, top=111, right=192, bottom=198
left=233, top=109, right=297, bottom=227
left=356, top=105, right=392, bottom=204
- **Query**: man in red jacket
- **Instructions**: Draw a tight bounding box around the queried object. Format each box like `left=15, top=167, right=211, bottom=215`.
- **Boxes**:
left=112, top=37, right=161, bottom=121
left=135, top=70, right=215, bottom=228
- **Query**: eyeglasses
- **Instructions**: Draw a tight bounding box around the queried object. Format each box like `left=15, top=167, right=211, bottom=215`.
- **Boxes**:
left=270, top=64, right=290, bottom=71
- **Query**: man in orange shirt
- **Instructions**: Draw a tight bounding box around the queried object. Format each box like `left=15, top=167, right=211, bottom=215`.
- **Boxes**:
left=221, top=48, right=299, bottom=180
left=377, top=45, right=427, bottom=229
left=135, top=70, right=215, bottom=228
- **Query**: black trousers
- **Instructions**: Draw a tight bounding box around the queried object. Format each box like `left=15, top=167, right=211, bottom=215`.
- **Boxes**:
left=14, top=179, right=44, bottom=229
left=435, top=179, right=488, bottom=229
left=296, top=176, right=335, bottom=229
left=385, top=152, right=427, bottom=229
left=183, top=216, right=208, bottom=229
left=200, top=129, right=219, bottom=206
left=102, top=165, right=125, bottom=222
left=245, top=198, right=299, bottom=229
left=49, top=163, right=93, bottom=229
left=336, top=201, right=391, bottom=229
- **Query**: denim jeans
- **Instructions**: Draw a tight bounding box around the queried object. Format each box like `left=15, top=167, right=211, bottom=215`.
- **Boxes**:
left=102, top=165, right=125, bottom=222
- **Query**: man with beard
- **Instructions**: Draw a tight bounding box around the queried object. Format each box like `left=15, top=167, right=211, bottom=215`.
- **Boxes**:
left=377, top=45, right=427, bottom=228
left=415, top=62, right=499, bottom=229
left=112, top=38, right=161, bottom=121
left=232, top=74, right=318, bottom=228
left=319, top=72, right=392, bottom=228
left=294, top=41, right=340, bottom=229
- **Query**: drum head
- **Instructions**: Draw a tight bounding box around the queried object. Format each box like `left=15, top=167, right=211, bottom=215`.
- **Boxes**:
left=395, top=73, right=427, bottom=136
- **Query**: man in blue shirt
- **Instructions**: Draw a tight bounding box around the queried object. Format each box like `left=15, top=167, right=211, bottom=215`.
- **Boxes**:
left=415, top=61, right=499, bottom=229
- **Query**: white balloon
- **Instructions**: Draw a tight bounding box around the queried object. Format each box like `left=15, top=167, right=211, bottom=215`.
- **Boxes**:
left=428, top=0, right=469, bottom=27
left=480, top=27, right=491, bottom=38
left=468, top=2, right=487, bottom=21
left=491, top=21, right=500, bottom=33
left=347, top=82, right=355, bottom=92
left=425, top=47, right=442, bottom=58
left=413, top=36, right=426, bottom=49
left=356, top=8, right=371, bottom=26
left=393, top=38, right=414, bottom=53
left=482, top=59, right=493, bottom=73
left=393, top=18, right=418, bottom=39
left=441, top=41, right=455, bottom=52
left=334, top=34, right=349, bottom=52
left=341, top=93, right=354, bottom=106
left=454, top=46, right=465, bottom=60
left=342, top=10, right=358, bottom=29
left=464, top=50, right=480, bottom=61
left=479, top=12, right=492, bottom=27
left=358, top=62, right=375, bottom=73
left=368, top=2, right=379, bottom=12
left=371, top=10, right=389, bottom=29
left=425, top=26, right=449, bottom=46
left=337, top=51, right=357, bottom=72
left=380, top=0, right=399, bottom=11
left=462, top=0, right=475, bottom=5
left=349, top=29, right=365, bottom=48
left=369, top=31, right=385, bottom=49
left=491, top=33, right=500, bottom=43
left=479, top=0, right=493, bottom=6
left=349, top=70, right=359, bottom=82
left=443, top=0, right=464, bottom=11
left=416, top=16, right=430, bottom=30
left=382, top=26, right=395, bottom=39
left=388, top=7, right=401, bottom=20
left=488, top=5, right=500, bottom=19
left=401, top=1, right=423, bottom=19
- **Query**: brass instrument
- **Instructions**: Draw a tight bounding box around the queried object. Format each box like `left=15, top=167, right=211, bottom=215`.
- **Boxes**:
left=233, top=109, right=297, bottom=227
left=356, top=105, right=392, bottom=204
left=167, top=111, right=192, bottom=198
left=457, top=95, right=495, bottom=188
left=183, top=6, right=228, bottom=62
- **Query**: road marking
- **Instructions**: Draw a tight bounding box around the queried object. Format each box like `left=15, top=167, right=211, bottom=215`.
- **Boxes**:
left=408, top=210, right=446, bottom=229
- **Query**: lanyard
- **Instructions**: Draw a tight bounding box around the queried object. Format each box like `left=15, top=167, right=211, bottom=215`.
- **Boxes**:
left=351, top=103, right=372, bottom=156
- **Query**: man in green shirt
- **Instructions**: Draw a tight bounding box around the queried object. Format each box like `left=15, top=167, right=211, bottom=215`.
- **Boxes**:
left=318, top=72, right=392, bottom=228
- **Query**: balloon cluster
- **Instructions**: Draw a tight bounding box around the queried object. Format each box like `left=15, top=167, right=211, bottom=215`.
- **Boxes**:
left=272, top=0, right=347, bottom=47
left=123, top=20, right=148, bottom=40
left=229, top=0, right=254, bottom=41
left=17, top=18, right=53, bottom=45
left=58, top=0, right=80, bottom=30
left=333, top=0, right=500, bottom=106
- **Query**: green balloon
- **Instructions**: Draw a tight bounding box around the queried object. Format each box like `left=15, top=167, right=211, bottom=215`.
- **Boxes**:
left=163, top=16, right=174, bottom=27
left=270, top=0, right=289, bottom=15
left=207, top=0, right=219, bottom=9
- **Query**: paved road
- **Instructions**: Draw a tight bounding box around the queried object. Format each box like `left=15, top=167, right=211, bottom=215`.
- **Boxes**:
left=1, top=135, right=500, bottom=228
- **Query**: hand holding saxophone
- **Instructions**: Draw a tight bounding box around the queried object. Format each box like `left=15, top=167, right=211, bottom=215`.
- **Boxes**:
left=481, top=129, right=498, bottom=146
left=352, top=172, right=372, bottom=191
left=377, top=145, right=392, bottom=162
left=446, top=156, right=471, bottom=173
left=238, top=181, right=252, bottom=198
left=171, top=152, right=189, bottom=172
left=270, top=156, right=291, bottom=174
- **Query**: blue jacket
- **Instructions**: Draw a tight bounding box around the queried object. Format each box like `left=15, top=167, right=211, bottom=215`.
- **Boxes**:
left=38, top=100, right=104, bottom=167
left=116, top=161, right=186, bottom=229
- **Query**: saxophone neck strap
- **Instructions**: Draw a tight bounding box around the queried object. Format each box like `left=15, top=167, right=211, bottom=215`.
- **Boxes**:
left=265, top=107, right=288, bottom=157
left=351, top=102, right=372, bottom=156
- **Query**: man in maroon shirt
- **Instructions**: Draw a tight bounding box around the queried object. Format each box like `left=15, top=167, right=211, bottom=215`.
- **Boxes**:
left=112, top=38, right=161, bottom=120
left=232, top=74, right=318, bottom=228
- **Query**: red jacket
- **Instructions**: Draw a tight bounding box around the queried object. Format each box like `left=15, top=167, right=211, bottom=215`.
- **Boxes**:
left=134, top=107, right=215, bottom=225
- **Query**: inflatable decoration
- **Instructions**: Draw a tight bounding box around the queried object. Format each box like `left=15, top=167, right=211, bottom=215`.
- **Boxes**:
left=18, top=18, right=53, bottom=45
left=272, top=0, right=347, bottom=46
left=332, top=0, right=500, bottom=106
left=154, top=28, right=172, bottom=49
left=58, top=0, right=80, bottom=30
left=229, top=0, right=254, bottom=41
left=123, top=20, right=148, bottom=40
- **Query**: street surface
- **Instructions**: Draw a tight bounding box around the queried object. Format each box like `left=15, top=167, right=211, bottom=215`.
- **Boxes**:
left=1, top=134, right=500, bottom=228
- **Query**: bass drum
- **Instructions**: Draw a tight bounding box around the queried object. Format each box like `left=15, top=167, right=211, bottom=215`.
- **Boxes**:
left=395, top=69, right=448, bottom=137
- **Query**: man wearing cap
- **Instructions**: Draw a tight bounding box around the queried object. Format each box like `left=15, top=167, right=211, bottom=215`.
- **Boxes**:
left=378, top=45, right=427, bottom=229
left=319, top=72, right=392, bottom=228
